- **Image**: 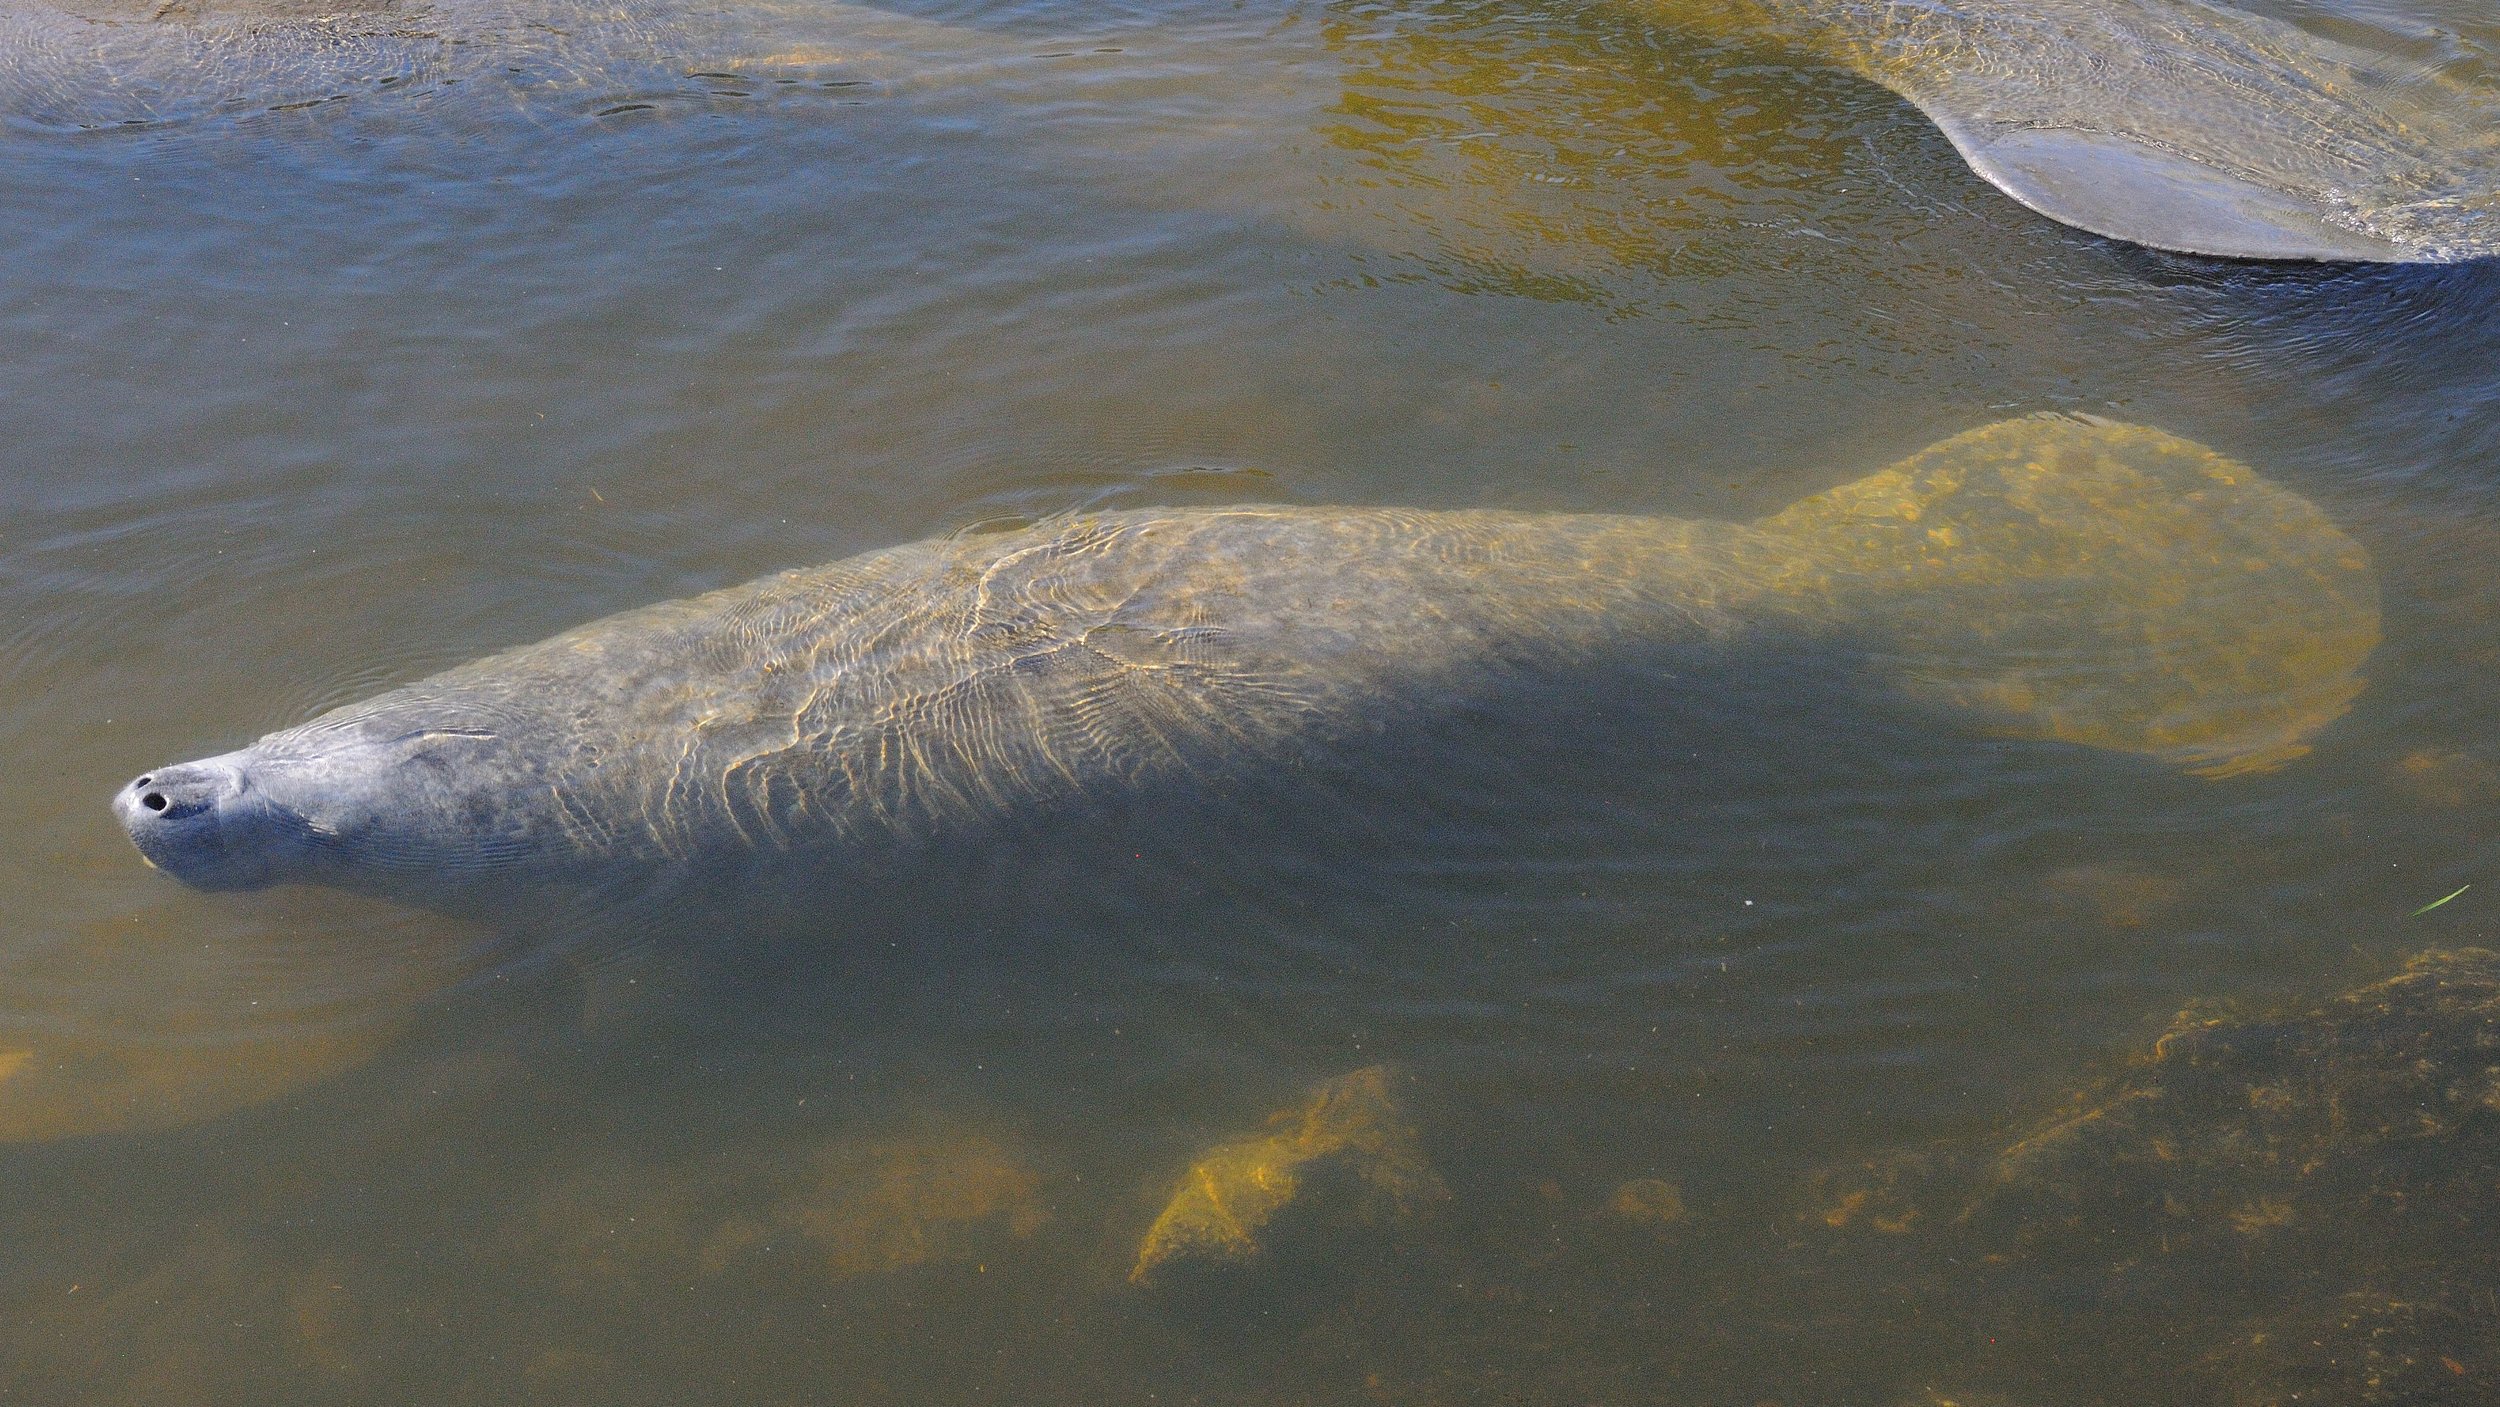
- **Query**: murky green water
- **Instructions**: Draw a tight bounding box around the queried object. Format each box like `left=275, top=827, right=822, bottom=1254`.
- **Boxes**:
left=3, top=0, right=2496, bottom=1400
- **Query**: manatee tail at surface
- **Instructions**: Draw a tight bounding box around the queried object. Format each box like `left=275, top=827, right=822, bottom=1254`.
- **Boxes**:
left=1751, top=414, right=2380, bottom=777
left=1630, top=0, right=2500, bottom=262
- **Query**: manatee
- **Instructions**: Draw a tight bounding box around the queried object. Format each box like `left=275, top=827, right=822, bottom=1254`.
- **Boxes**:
left=114, top=416, right=2378, bottom=913
left=1636, top=0, right=2500, bottom=261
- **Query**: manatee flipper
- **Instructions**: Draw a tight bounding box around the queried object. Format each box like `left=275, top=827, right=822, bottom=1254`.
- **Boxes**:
left=1760, top=415, right=2380, bottom=776
left=1636, top=0, right=2500, bottom=262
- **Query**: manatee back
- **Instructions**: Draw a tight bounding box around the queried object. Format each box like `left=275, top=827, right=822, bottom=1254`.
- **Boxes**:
left=296, top=502, right=1748, bottom=889
left=473, top=507, right=1737, bottom=864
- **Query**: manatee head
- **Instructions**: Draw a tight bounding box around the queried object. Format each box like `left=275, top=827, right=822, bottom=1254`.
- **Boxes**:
left=116, top=711, right=527, bottom=895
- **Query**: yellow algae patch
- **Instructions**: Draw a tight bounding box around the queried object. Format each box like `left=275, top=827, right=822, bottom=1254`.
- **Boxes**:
left=2040, top=863, right=2186, bottom=930
left=707, top=1131, right=1047, bottom=1279
left=1131, top=1065, right=1445, bottom=1284
left=1757, top=416, right=2379, bottom=777
left=2390, top=748, right=2500, bottom=810
left=2228, top=1197, right=2297, bottom=1235
left=1605, top=1176, right=1689, bottom=1227
left=531, top=1126, right=1047, bottom=1291
left=1802, top=1148, right=1937, bottom=1235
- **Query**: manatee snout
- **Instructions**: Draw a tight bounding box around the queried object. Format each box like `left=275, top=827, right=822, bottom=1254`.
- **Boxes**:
left=114, top=752, right=276, bottom=891
left=115, top=719, right=546, bottom=902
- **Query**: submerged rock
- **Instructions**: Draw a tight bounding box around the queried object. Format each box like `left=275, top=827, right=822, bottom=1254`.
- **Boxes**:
left=527, top=1124, right=1049, bottom=1290
left=1961, top=949, right=2500, bottom=1261
left=2202, top=1287, right=2497, bottom=1407
left=1130, top=1065, right=1446, bottom=1284
left=1807, top=948, right=2500, bottom=1405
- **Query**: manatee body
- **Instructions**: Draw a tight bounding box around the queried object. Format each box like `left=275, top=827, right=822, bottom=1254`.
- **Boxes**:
left=1648, top=0, right=2500, bottom=262
left=115, top=417, right=2380, bottom=913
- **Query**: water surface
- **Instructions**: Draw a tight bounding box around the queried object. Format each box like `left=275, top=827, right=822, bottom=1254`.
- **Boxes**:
left=2, top=0, right=2497, bottom=1400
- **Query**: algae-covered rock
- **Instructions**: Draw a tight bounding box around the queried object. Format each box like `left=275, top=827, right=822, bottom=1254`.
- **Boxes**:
left=1130, top=1065, right=1445, bottom=1285
left=719, top=1129, right=1047, bottom=1280
left=1805, top=949, right=2500, bottom=1406
left=1959, top=950, right=2500, bottom=1404
left=1962, top=948, right=2500, bottom=1263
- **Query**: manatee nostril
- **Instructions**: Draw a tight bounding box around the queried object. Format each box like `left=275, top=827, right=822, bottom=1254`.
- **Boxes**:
left=136, top=775, right=152, bottom=788
left=142, top=792, right=168, bottom=813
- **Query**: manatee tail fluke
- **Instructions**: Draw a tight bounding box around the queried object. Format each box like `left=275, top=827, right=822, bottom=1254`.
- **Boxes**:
left=1757, top=415, right=2379, bottom=777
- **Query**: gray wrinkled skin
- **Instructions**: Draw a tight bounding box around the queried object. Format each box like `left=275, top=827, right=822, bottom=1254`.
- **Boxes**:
left=113, top=418, right=2382, bottom=914
left=1644, top=0, right=2500, bottom=261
